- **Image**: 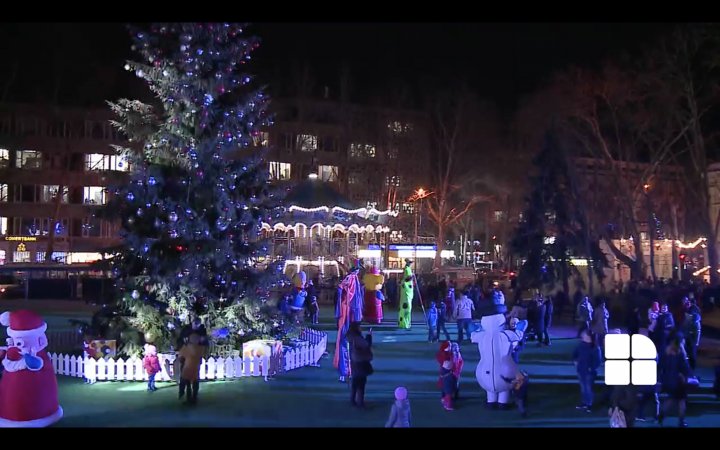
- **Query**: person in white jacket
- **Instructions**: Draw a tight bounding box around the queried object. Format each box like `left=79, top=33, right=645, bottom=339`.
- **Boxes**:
left=454, top=292, right=475, bottom=342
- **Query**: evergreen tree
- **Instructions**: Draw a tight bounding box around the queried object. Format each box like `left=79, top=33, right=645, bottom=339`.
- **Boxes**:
left=105, top=23, right=284, bottom=354
left=511, top=132, right=607, bottom=294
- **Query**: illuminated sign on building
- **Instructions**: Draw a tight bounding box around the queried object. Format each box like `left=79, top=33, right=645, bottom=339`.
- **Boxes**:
left=5, top=236, right=37, bottom=242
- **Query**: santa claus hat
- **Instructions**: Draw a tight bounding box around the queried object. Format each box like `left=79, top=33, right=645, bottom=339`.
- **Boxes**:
left=440, top=341, right=452, bottom=352
left=0, top=310, right=47, bottom=338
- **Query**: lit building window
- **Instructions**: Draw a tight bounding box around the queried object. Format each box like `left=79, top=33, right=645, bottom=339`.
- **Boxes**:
left=387, top=121, right=414, bottom=136
left=0, top=148, right=8, bottom=168
left=348, top=173, right=361, bottom=185
left=82, top=217, right=101, bottom=237
left=41, top=186, right=68, bottom=203
left=387, top=146, right=399, bottom=160
left=0, top=217, right=6, bottom=235
left=297, top=134, right=317, bottom=152
left=318, top=165, right=338, bottom=182
left=84, top=186, right=107, bottom=205
left=85, top=153, right=130, bottom=172
left=494, top=210, right=506, bottom=222
left=15, top=150, right=42, bottom=169
left=0, top=184, right=6, bottom=202
left=268, top=161, right=292, bottom=181
left=349, top=143, right=376, bottom=158
left=402, top=202, right=414, bottom=214
left=253, top=131, right=269, bottom=147
left=366, top=201, right=378, bottom=209
left=385, top=176, right=401, bottom=187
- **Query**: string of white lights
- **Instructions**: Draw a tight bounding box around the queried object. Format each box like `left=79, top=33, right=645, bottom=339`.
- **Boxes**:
left=287, top=205, right=399, bottom=217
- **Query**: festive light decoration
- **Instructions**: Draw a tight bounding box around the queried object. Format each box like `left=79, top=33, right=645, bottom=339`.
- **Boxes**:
left=287, top=205, right=399, bottom=217
left=675, top=238, right=707, bottom=249
left=691, top=266, right=720, bottom=277
left=260, top=222, right=391, bottom=235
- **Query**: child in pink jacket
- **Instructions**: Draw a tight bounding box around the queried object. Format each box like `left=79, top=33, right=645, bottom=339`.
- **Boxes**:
left=143, top=344, right=161, bottom=392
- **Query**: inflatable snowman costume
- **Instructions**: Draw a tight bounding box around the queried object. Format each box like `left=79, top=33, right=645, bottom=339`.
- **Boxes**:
left=470, top=313, right=527, bottom=407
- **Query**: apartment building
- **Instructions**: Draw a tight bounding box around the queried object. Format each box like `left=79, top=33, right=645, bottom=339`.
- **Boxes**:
left=0, top=103, right=127, bottom=265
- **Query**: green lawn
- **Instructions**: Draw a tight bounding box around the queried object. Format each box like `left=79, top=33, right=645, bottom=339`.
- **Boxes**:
left=52, top=308, right=720, bottom=428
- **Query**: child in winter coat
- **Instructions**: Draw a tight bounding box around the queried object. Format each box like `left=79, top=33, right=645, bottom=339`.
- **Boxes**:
left=427, top=302, right=439, bottom=343
left=178, top=333, right=206, bottom=405
left=451, top=342, right=463, bottom=400
left=385, top=386, right=411, bottom=427
left=437, top=302, right=451, bottom=341
left=143, top=344, right=161, bottom=392
left=440, top=360, right=457, bottom=411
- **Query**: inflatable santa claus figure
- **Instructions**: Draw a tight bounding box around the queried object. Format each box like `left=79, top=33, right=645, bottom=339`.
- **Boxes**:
left=0, top=310, right=63, bottom=427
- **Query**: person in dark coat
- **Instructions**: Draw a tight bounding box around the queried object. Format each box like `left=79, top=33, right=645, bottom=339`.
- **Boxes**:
left=438, top=277, right=448, bottom=302
left=626, top=306, right=641, bottom=336
left=305, top=279, right=318, bottom=321
left=347, top=321, right=373, bottom=408
left=572, top=329, right=602, bottom=412
left=651, top=303, right=675, bottom=354
left=658, top=334, right=692, bottom=427
left=437, top=301, right=451, bottom=341
left=526, top=298, right=538, bottom=341
left=636, top=382, right=660, bottom=423
left=573, top=289, right=584, bottom=318
left=534, top=296, right=547, bottom=347
left=683, top=297, right=702, bottom=370
left=541, top=296, right=553, bottom=346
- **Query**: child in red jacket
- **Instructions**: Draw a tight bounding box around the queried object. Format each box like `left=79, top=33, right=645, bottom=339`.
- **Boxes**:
left=143, top=344, right=161, bottom=392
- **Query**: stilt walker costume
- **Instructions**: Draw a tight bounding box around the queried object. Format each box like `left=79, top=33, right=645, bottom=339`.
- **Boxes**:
left=398, top=259, right=414, bottom=329
left=333, top=263, right=364, bottom=381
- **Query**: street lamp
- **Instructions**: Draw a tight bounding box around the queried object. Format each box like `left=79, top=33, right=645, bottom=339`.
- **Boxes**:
left=409, top=188, right=432, bottom=272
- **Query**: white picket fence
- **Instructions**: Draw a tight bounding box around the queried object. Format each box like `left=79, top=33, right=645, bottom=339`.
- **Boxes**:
left=50, top=328, right=328, bottom=383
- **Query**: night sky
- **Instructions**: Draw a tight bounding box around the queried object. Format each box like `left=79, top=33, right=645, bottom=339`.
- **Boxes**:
left=0, top=22, right=675, bottom=114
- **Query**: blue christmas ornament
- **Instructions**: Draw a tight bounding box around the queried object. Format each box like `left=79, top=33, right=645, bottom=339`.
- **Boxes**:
left=126, top=192, right=135, bottom=201
left=212, top=328, right=230, bottom=339
left=148, top=176, right=157, bottom=186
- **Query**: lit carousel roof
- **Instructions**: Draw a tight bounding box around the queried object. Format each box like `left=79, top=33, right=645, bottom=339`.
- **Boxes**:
left=261, top=222, right=391, bottom=234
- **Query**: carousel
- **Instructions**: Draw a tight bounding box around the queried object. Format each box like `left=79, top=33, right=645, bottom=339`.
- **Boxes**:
left=261, top=176, right=401, bottom=281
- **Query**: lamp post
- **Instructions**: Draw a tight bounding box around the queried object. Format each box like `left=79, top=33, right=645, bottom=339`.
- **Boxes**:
left=644, top=183, right=657, bottom=283
left=410, top=188, right=432, bottom=272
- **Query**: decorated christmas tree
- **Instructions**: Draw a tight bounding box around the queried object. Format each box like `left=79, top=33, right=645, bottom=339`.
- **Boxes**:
left=105, top=23, right=285, bottom=355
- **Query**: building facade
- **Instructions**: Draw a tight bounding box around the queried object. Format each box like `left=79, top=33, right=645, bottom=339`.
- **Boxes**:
left=0, top=98, right=432, bottom=266
left=0, top=103, right=126, bottom=265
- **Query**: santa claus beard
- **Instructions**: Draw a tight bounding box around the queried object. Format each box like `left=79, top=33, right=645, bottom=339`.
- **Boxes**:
left=3, top=355, right=28, bottom=373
